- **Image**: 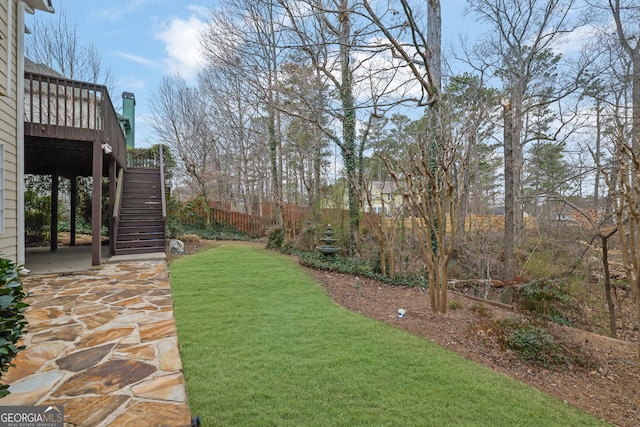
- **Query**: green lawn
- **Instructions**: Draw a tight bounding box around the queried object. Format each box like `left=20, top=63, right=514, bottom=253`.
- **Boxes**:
left=170, top=242, right=608, bottom=426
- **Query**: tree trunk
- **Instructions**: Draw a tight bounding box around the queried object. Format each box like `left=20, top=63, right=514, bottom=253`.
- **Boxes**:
left=338, top=2, right=360, bottom=255
left=633, top=56, right=640, bottom=155
left=436, top=256, right=448, bottom=313
left=379, top=240, right=387, bottom=276
left=268, top=108, right=283, bottom=227
left=511, top=85, right=524, bottom=233
left=636, top=272, right=640, bottom=360
left=601, top=235, right=617, bottom=337
left=503, top=101, right=515, bottom=279
left=456, top=134, right=475, bottom=247
left=426, top=0, right=441, bottom=94
left=594, top=101, right=601, bottom=206
left=386, top=216, right=396, bottom=280
left=387, top=246, right=395, bottom=279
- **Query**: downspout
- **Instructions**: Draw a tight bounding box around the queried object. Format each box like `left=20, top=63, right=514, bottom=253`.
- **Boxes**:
left=17, top=2, right=31, bottom=267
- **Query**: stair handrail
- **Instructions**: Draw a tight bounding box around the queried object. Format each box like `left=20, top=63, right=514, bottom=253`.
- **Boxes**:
left=159, top=145, right=167, bottom=222
left=113, top=167, right=124, bottom=245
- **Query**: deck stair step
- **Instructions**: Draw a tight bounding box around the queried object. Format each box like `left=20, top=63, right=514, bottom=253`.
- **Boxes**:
left=115, top=167, right=166, bottom=255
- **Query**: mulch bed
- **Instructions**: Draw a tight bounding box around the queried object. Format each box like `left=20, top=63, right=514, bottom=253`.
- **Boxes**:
left=308, top=268, right=639, bottom=427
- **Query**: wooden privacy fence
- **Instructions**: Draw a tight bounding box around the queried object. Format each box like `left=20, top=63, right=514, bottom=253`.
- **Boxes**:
left=400, top=215, right=536, bottom=232
left=180, top=205, right=275, bottom=237
left=362, top=214, right=536, bottom=234
left=178, top=203, right=339, bottom=238
left=178, top=202, right=537, bottom=239
left=211, top=209, right=275, bottom=236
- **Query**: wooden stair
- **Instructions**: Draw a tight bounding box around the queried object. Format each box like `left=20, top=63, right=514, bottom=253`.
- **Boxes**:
left=115, top=168, right=166, bottom=255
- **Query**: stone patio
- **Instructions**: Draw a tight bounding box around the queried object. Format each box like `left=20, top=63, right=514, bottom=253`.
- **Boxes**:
left=0, top=260, right=192, bottom=427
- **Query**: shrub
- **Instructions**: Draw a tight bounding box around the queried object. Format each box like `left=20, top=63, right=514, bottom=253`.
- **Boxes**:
left=280, top=240, right=296, bottom=255
left=494, top=318, right=566, bottom=369
left=183, top=225, right=249, bottom=241
left=469, top=303, right=491, bottom=318
left=513, top=279, right=572, bottom=324
left=0, top=258, right=29, bottom=397
left=266, top=227, right=285, bottom=250
left=297, top=251, right=427, bottom=288
left=165, top=198, right=185, bottom=239
left=24, top=190, right=50, bottom=243
left=57, top=220, right=94, bottom=235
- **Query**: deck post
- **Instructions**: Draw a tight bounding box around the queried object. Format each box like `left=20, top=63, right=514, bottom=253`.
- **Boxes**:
left=91, top=140, right=103, bottom=266
left=50, top=174, right=58, bottom=252
left=70, top=177, right=77, bottom=247
left=109, top=160, right=116, bottom=255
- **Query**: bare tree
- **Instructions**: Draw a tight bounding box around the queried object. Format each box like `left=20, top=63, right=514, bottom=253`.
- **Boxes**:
left=26, top=7, right=114, bottom=89
left=561, top=198, right=619, bottom=337
left=201, top=0, right=286, bottom=225
left=583, top=0, right=640, bottom=357
left=605, top=0, right=640, bottom=154
left=467, top=0, right=587, bottom=278
left=383, top=109, right=469, bottom=314
left=199, top=65, right=261, bottom=213
left=359, top=0, right=442, bottom=104
left=603, top=128, right=640, bottom=356
left=148, top=75, right=216, bottom=209
left=274, top=0, right=378, bottom=254
left=359, top=1, right=482, bottom=314
left=279, top=62, right=331, bottom=217
left=444, top=73, right=502, bottom=243
left=361, top=177, right=402, bottom=279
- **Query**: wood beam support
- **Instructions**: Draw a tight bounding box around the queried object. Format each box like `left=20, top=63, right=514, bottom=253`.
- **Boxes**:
left=70, top=177, right=77, bottom=246
left=50, top=174, right=58, bottom=252
left=109, top=160, right=116, bottom=255
left=91, top=140, right=103, bottom=266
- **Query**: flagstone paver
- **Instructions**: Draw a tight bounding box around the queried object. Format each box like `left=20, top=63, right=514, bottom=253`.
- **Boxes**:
left=45, top=395, right=130, bottom=427
left=53, top=360, right=157, bottom=396
left=0, top=260, right=192, bottom=427
left=56, top=344, right=116, bottom=372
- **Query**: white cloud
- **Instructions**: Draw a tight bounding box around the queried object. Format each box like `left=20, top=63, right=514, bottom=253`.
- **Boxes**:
left=154, top=14, right=208, bottom=80
left=115, top=52, right=158, bottom=68
left=118, top=77, right=146, bottom=90
left=187, top=5, right=210, bottom=17
left=554, top=23, right=600, bottom=55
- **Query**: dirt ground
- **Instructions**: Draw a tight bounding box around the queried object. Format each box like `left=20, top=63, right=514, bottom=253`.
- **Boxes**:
left=176, top=238, right=639, bottom=427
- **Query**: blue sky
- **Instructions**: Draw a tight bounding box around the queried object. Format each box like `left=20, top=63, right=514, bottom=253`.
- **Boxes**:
left=25, top=0, right=214, bottom=147
left=25, top=0, right=470, bottom=148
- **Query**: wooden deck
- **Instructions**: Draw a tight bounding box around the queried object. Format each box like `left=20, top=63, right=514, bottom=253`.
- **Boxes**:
left=23, top=71, right=129, bottom=265
left=24, top=71, right=127, bottom=177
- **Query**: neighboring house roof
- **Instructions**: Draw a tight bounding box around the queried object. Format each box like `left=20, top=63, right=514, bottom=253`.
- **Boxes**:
left=369, top=180, right=397, bottom=195
left=491, top=206, right=505, bottom=216
left=24, top=57, right=63, bottom=77
left=24, top=0, right=54, bottom=13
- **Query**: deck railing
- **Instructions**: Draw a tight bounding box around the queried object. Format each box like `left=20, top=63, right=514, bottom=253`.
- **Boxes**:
left=159, top=145, right=167, bottom=222
left=23, top=72, right=127, bottom=168
left=112, top=167, right=125, bottom=247
left=127, top=149, right=162, bottom=168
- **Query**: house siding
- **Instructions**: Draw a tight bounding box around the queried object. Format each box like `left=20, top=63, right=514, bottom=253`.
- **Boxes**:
left=0, top=0, right=19, bottom=261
